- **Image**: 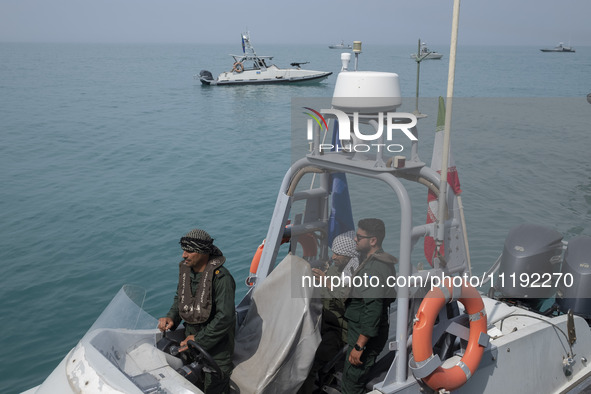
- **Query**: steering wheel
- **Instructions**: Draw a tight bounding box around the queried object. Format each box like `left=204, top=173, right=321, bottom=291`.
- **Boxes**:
left=186, top=340, right=222, bottom=377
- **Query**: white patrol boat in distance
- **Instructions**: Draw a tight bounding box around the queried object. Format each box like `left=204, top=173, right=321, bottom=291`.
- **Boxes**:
left=540, top=42, right=576, bottom=53
left=410, top=41, right=443, bottom=60
left=197, top=32, right=332, bottom=86
left=329, top=40, right=352, bottom=49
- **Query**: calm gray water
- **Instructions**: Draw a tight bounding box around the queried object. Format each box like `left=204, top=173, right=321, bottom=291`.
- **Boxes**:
left=1, top=42, right=590, bottom=393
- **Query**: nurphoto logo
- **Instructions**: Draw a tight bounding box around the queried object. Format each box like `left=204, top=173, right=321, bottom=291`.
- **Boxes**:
left=303, top=107, right=418, bottom=153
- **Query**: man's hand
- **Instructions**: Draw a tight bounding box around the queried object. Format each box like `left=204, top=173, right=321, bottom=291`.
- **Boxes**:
left=311, top=268, right=325, bottom=278
left=157, top=317, right=174, bottom=332
left=349, top=348, right=364, bottom=366
left=349, top=334, right=369, bottom=366
left=179, top=335, right=196, bottom=352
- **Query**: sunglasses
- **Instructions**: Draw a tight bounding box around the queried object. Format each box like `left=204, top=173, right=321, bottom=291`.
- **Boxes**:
left=355, top=233, right=374, bottom=240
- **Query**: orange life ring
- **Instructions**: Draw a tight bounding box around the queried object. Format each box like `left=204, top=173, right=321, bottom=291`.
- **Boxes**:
left=249, top=241, right=265, bottom=275
left=249, top=233, right=318, bottom=276
left=411, top=279, right=487, bottom=391
left=232, top=62, right=244, bottom=73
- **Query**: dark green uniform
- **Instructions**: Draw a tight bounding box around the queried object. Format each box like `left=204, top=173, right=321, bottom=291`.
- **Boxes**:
left=167, top=264, right=236, bottom=393
left=342, top=249, right=397, bottom=394
left=320, top=264, right=349, bottom=343
left=299, top=265, right=349, bottom=393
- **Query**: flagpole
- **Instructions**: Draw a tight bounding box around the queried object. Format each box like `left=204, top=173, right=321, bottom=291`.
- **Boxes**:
left=449, top=12, right=473, bottom=276
left=435, top=0, right=461, bottom=269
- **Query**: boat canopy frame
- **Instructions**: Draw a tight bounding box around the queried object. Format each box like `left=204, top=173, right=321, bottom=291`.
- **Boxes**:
left=229, top=32, right=275, bottom=72
left=229, top=54, right=274, bottom=72
left=244, top=116, right=470, bottom=388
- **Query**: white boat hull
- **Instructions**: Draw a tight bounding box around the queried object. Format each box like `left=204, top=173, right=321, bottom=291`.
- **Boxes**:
left=199, top=66, right=332, bottom=86
left=411, top=52, right=443, bottom=60
left=540, top=48, right=575, bottom=53
left=22, top=286, right=205, bottom=394
left=25, top=292, right=591, bottom=394
left=541, top=43, right=575, bottom=52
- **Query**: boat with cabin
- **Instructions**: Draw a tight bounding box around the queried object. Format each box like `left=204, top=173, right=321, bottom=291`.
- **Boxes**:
left=329, top=40, right=352, bottom=49
left=23, top=5, right=591, bottom=394
left=197, top=32, right=332, bottom=86
left=410, top=42, right=443, bottom=60
left=540, top=42, right=575, bottom=53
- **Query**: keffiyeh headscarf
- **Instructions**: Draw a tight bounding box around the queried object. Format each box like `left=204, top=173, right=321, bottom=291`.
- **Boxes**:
left=332, top=230, right=360, bottom=277
left=180, top=228, right=223, bottom=257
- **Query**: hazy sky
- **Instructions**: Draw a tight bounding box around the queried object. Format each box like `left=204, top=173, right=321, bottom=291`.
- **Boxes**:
left=1, top=0, right=589, bottom=46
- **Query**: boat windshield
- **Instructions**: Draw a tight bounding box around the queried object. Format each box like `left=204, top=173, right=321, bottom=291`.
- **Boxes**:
left=82, top=285, right=157, bottom=340
left=231, top=54, right=273, bottom=71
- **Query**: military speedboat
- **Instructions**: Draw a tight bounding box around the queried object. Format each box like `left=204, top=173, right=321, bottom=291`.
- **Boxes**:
left=197, top=32, right=332, bottom=86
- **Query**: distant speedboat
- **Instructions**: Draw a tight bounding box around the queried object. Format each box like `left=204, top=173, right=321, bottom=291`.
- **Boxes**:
left=197, top=32, right=332, bottom=86
left=540, top=42, right=575, bottom=52
left=329, top=40, right=352, bottom=49
left=411, top=42, right=443, bottom=60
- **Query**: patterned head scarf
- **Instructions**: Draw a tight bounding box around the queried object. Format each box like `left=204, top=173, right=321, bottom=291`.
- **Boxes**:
left=180, top=228, right=222, bottom=257
left=332, top=230, right=360, bottom=277
left=331, top=231, right=359, bottom=258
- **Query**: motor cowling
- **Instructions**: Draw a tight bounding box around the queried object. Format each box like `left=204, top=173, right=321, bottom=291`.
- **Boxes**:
left=497, top=223, right=563, bottom=300
left=199, top=70, right=214, bottom=81
left=556, top=236, right=591, bottom=320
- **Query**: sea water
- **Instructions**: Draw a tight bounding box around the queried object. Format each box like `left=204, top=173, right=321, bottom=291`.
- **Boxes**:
left=1, top=42, right=590, bottom=393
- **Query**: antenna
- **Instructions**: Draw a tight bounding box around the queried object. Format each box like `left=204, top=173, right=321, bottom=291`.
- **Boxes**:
left=413, top=38, right=428, bottom=118
left=353, top=41, right=362, bottom=71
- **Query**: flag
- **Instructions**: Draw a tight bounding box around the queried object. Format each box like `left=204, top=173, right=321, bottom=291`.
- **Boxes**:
left=328, top=121, right=355, bottom=245
left=424, top=97, right=462, bottom=265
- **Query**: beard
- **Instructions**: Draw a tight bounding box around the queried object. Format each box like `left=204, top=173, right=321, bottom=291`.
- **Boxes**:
left=356, top=244, right=370, bottom=259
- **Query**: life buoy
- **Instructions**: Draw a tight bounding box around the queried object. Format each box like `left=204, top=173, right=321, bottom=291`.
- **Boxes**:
left=248, top=233, right=318, bottom=277
left=232, top=62, right=244, bottom=73
left=249, top=241, right=265, bottom=276
left=411, top=279, right=487, bottom=391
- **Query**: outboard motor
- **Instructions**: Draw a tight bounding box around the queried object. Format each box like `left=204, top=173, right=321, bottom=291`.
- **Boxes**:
left=556, top=236, right=591, bottom=322
left=199, top=70, right=214, bottom=81
left=496, top=223, right=563, bottom=311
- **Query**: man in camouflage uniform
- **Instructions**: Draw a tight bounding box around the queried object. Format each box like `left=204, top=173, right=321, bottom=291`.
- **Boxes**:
left=342, top=219, right=397, bottom=394
left=299, top=231, right=359, bottom=393
left=158, top=229, right=236, bottom=394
